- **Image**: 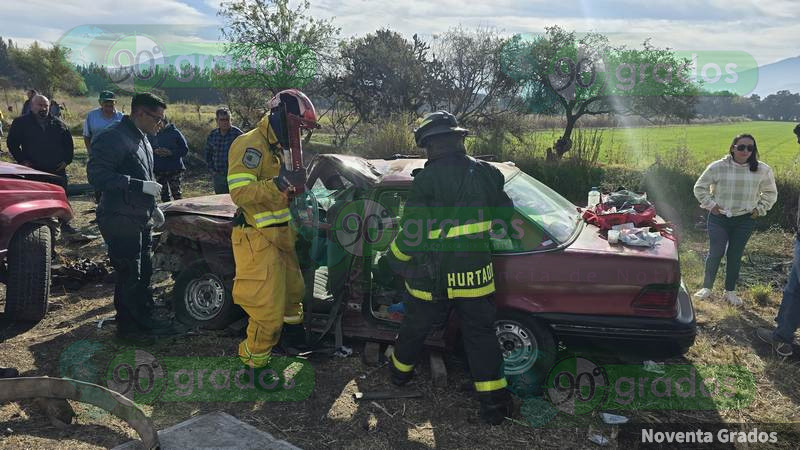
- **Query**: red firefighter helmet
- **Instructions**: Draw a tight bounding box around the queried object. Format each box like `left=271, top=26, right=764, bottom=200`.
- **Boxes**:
left=268, top=89, right=318, bottom=129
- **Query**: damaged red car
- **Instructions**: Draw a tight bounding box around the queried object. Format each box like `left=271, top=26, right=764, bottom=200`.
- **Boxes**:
left=153, top=155, right=695, bottom=379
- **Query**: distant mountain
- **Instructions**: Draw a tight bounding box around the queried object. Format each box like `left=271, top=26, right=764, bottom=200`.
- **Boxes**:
left=752, top=56, right=800, bottom=97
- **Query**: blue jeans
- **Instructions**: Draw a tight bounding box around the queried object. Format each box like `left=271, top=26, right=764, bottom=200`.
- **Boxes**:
left=703, top=213, right=756, bottom=291
left=774, top=237, right=800, bottom=344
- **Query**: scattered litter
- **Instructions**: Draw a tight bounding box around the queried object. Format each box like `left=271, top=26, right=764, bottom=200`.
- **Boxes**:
left=588, top=433, right=609, bottom=446
left=334, top=345, right=353, bottom=358
left=600, top=412, right=629, bottom=424
left=611, top=222, right=635, bottom=230
left=52, top=258, right=111, bottom=291
left=96, top=316, right=115, bottom=329
left=66, top=233, right=99, bottom=244
left=643, top=360, right=665, bottom=374
left=607, top=227, right=662, bottom=247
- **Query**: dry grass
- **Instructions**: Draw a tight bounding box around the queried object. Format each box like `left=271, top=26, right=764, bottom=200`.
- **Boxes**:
left=2, top=146, right=800, bottom=448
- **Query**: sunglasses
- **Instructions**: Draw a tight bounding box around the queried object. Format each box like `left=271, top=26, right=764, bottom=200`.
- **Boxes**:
left=143, top=109, right=166, bottom=124
left=734, top=144, right=754, bottom=152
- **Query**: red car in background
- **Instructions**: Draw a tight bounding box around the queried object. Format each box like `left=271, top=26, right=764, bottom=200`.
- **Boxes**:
left=154, top=155, right=695, bottom=381
left=0, top=162, right=73, bottom=321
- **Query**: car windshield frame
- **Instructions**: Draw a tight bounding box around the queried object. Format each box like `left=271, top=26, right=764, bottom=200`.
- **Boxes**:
left=503, top=171, right=582, bottom=245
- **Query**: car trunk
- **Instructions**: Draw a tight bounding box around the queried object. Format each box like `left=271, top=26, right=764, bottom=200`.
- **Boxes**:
left=494, top=221, right=681, bottom=319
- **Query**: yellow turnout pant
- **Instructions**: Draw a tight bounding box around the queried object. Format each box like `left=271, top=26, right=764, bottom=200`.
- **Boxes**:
left=232, top=226, right=304, bottom=368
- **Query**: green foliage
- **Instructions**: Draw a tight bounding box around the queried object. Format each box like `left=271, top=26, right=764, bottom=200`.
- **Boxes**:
left=501, top=26, right=699, bottom=158
left=329, top=29, right=433, bottom=124
left=9, top=42, right=86, bottom=96
left=219, top=0, right=339, bottom=92
left=749, top=284, right=774, bottom=306
left=358, top=114, right=418, bottom=158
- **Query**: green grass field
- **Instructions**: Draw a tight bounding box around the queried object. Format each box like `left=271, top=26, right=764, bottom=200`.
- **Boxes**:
left=521, top=121, right=800, bottom=172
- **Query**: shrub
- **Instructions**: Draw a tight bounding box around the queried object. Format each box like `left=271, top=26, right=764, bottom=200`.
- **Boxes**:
left=749, top=284, right=774, bottom=306
left=358, top=114, right=417, bottom=158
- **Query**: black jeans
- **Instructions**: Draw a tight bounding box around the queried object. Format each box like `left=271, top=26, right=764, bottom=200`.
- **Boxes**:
left=393, top=292, right=503, bottom=386
left=97, top=215, right=154, bottom=328
left=703, top=212, right=756, bottom=291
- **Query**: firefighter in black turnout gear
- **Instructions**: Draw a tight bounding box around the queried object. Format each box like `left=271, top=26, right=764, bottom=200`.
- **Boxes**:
left=381, top=111, right=515, bottom=425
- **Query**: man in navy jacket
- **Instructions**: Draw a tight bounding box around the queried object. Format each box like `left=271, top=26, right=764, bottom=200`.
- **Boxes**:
left=148, top=120, right=189, bottom=202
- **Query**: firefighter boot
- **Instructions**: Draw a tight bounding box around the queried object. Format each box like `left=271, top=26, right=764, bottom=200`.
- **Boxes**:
left=389, top=352, right=415, bottom=386
left=478, top=389, right=513, bottom=426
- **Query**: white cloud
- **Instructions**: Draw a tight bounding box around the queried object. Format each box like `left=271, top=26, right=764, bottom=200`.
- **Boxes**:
left=2, top=0, right=797, bottom=66
left=1, top=0, right=211, bottom=47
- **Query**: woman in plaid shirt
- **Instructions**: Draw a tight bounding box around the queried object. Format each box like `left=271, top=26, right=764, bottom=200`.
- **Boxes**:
left=693, top=134, right=778, bottom=305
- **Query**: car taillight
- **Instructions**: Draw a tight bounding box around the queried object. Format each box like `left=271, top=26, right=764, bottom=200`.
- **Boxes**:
left=631, top=285, right=678, bottom=318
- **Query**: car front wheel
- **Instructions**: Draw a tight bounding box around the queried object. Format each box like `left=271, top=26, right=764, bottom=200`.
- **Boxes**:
left=173, top=262, right=241, bottom=329
left=495, top=310, right=557, bottom=396
left=5, top=223, right=52, bottom=322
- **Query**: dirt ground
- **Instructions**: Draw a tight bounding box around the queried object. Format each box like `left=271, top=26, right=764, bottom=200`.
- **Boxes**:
left=2, top=169, right=800, bottom=449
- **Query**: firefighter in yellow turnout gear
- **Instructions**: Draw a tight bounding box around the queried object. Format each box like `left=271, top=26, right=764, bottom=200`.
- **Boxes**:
left=227, top=90, right=317, bottom=368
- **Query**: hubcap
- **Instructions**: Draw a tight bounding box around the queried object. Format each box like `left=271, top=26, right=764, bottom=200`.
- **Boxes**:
left=184, top=274, right=226, bottom=321
left=496, top=320, right=538, bottom=375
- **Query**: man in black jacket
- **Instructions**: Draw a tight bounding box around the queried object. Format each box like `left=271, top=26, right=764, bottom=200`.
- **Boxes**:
left=380, top=111, right=515, bottom=425
left=6, top=94, right=76, bottom=233
left=7, top=94, right=73, bottom=182
left=87, top=93, right=180, bottom=337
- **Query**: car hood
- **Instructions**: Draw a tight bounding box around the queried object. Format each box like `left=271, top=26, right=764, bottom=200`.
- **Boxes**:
left=0, top=161, right=65, bottom=184
left=161, top=194, right=237, bottom=218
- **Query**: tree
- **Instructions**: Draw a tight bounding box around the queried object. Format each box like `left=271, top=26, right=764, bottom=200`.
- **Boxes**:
left=502, top=26, right=698, bottom=158
left=9, top=43, right=86, bottom=97
left=327, top=29, right=433, bottom=127
left=760, top=90, right=800, bottom=121
left=218, top=0, right=339, bottom=94
left=428, top=26, right=523, bottom=127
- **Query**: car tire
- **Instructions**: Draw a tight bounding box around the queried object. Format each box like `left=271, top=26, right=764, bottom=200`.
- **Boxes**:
left=495, top=310, right=557, bottom=397
left=173, top=262, right=241, bottom=329
left=5, top=223, right=52, bottom=322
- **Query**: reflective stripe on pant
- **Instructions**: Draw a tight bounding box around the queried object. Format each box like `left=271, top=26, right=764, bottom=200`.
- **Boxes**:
left=392, top=292, right=506, bottom=391
left=232, top=226, right=304, bottom=367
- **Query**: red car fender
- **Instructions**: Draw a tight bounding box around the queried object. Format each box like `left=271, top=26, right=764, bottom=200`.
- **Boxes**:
left=0, top=198, right=72, bottom=252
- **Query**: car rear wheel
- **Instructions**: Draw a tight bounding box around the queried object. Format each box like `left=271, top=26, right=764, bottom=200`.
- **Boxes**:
left=5, top=224, right=52, bottom=322
left=495, top=310, right=556, bottom=396
left=173, top=262, right=241, bottom=329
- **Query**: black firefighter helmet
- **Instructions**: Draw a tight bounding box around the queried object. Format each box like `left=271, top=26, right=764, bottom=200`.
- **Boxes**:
left=413, top=110, right=468, bottom=148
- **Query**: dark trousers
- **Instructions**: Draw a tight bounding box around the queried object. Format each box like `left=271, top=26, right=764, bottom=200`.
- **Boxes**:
left=213, top=172, right=229, bottom=194
left=155, top=170, right=183, bottom=202
left=97, top=215, right=154, bottom=329
left=775, top=237, right=800, bottom=344
left=703, top=213, right=756, bottom=291
left=393, top=292, right=503, bottom=386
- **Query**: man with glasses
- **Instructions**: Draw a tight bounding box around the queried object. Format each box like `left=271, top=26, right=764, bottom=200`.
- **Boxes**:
left=757, top=123, right=800, bottom=356
left=88, top=93, right=181, bottom=338
left=204, top=108, right=243, bottom=194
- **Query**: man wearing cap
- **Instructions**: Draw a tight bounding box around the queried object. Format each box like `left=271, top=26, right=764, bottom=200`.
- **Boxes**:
left=378, top=111, right=516, bottom=425
left=84, top=91, right=123, bottom=154
left=84, top=91, right=123, bottom=202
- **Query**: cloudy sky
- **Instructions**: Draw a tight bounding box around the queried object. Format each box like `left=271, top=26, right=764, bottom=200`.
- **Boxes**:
left=2, top=0, right=798, bottom=66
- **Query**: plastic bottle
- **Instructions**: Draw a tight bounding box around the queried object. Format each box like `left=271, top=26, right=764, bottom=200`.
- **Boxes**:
left=588, top=187, right=601, bottom=208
